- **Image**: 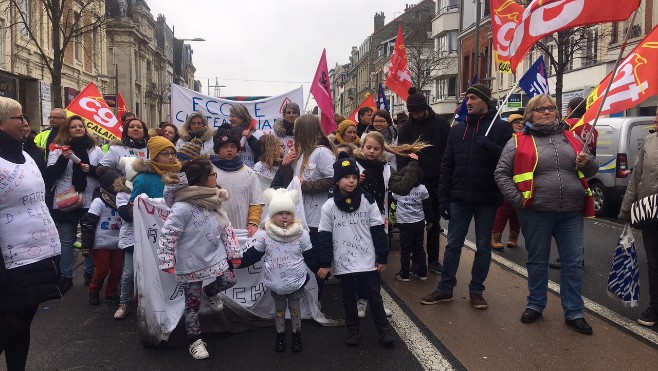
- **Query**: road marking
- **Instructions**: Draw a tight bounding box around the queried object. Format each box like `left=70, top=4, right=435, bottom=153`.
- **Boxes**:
left=381, top=289, right=455, bottom=371
left=461, top=238, right=658, bottom=346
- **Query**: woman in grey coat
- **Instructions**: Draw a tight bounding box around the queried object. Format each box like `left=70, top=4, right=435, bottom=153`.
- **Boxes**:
left=494, top=94, right=599, bottom=335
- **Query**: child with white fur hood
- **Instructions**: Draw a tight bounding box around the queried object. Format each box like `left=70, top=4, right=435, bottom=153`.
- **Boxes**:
left=237, top=188, right=313, bottom=353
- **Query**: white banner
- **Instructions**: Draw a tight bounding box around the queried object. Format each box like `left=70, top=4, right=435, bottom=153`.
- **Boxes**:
left=133, top=195, right=339, bottom=345
left=170, top=84, right=304, bottom=133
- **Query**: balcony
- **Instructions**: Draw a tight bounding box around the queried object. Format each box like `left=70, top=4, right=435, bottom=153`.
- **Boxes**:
left=435, top=54, right=458, bottom=76
left=431, top=7, right=460, bottom=38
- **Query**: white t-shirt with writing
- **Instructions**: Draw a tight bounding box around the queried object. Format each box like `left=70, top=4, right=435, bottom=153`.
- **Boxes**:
left=294, top=146, right=335, bottom=228
left=318, top=195, right=383, bottom=275
left=246, top=229, right=312, bottom=295
left=393, top=184, right=429, bottom=224
left=1, top=154, right=61, bottom=270
left=87, top=198, right=121, bottom=249
left=100, top=145, right=149, bottom=174
left=253, top=161, right=278, bottom=192
left=214, top=165, right=265, bottom=229
left=116, top=191, right=134, bottom=249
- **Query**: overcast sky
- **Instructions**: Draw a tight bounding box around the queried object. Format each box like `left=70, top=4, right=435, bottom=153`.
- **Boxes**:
left=146, top=0, right=416, bottom=104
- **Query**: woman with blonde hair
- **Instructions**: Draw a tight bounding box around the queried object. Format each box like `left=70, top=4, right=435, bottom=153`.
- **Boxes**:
left=253, top=133, right=285, bottom=190
left=176, top=112, right=214, bottom=155
left=229, top=104, right=263, bottom=168
left=46, top=115, right=103, bottom=291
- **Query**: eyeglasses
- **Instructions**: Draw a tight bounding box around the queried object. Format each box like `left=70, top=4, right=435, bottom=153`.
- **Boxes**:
left=158, top=151, right=177, bottom=158
left=532, top=106, right=557, bottom=113
left=11, top=115, right=26, bottom=121
left=209, top=172, right=218, bottom=178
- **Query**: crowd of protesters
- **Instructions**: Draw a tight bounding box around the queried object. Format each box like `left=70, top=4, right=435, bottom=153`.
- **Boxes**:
left=3, top=83, right=658, bottom=367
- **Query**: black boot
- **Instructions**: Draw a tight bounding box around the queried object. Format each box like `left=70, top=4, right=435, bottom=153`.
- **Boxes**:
left=274, top=332, right=286, bottom=352
left=345, top=328, right=360, bottom=346
left=84, top=271, right=94, bottom=286
left=378, top=326, right=395, bottom=345
left=291, top=330, right=302, bottom=352
left=88, top=292, right=100, bottom=305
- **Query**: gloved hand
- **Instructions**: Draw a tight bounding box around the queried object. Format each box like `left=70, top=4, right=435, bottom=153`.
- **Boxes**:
left=439, top=203, right=450, bottom=220
left=476, top=135, right=498, bottom=152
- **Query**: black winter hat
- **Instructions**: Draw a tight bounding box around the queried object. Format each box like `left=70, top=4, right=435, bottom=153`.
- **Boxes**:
left=213, top=124, right=242, bottom=152
left=98, top=168, right=120, bottom=196
left=406, top=87, right=429, bottom=113
left=333, top=151, right=360, bottom=183
left=465, top=83, right=492, bottom=103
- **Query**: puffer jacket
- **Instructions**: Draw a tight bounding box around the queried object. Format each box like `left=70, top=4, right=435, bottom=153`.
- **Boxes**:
left=618, top=133, right=658, bottom=221
left=495, top=123, right=599, bottom=213
left=439, top=109, right=514, bottom=205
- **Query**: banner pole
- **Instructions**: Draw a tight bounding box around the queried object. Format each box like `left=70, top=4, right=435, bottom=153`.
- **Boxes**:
left=583, top=9, right=639, bottom=148
left=485, top=81, right=519, bottom=136
left=303, top=86, right=312, bottom=113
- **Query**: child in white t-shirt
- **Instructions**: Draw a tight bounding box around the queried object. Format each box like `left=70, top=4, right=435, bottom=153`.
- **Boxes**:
left=238, top=188, right=313, bottom=352
left=392, top=166, right=434, bottom=281
left=316, top=152, right=395, bottom=347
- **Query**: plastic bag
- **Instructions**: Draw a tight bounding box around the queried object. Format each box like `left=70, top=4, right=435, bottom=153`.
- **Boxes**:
left=607, top=224, right=640, bottom=307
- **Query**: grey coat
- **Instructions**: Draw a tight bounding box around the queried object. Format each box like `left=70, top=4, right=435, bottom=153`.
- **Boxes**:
left=495, top=126, right=599, bottom=213
left=618, top=133, right=658, bottom=221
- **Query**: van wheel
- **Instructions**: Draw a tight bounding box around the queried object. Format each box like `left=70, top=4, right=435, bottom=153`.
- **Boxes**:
left=590, top=180, right=610, bottom=217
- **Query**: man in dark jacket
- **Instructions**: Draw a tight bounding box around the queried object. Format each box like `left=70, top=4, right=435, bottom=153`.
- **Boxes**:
left=356, top=106, right=374, bottom=136
left=397, top=87, right=450, bottom=276
left=419, top=83, right=513, bottom=309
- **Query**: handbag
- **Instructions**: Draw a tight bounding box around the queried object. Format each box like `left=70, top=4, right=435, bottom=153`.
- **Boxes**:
left=56, top=187, right=85, bottom=211
left=607, top=224, right=640, bottom=308
left=630, top=194, right=658, bottom=230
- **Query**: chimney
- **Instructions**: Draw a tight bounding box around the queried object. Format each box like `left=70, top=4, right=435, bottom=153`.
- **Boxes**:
left=374, top=12, right=385, bottom=32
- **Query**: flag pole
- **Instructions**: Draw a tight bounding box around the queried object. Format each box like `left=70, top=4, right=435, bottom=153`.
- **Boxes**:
left=303, top=86, right=313, bottom=113
left=583, top=9, right=639, bottom=148
left=485, top=81, right=520, bottom=136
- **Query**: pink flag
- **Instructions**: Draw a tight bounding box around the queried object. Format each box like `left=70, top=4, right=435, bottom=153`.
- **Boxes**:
left=310, top=49, right=336, bottom=135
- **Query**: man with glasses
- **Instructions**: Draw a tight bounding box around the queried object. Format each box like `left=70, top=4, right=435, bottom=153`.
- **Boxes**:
left=34, top=107, right=67, bottom=156
left=420, top=83, right=513, bottom=310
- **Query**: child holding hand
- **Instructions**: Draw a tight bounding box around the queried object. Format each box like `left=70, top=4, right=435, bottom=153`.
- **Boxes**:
left=316, top=152, right=395, bottom=346
left=157, top=159, right=241, bottom=360
left=238, top=188, right=313, bottom=352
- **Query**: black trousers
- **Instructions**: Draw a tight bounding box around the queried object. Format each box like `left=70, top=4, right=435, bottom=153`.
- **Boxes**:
left=399, top=221, right=427, bottom=276
left=0, top=305, right=39, bottom=371
left=425, top=184, right=441, bottom=264
left=643, top=228, right=658, bottom=307
left=339, top=271, right=389, bottom=330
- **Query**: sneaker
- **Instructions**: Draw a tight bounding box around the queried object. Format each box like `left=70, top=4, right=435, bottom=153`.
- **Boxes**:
left=384, top=306, right=393, bottom=317
left=378, top=326, right=395, bottom=345
left=394, top=272, right=410, bottom=282
left=104, top=295, right=120, bottom=305
left=470, top=293, right=488, bottom=309
left=189, top=339, right=210, bottom=359
left=291, top=330, right=302, bottom=352
left=204, top=288, right=224, bottom=312
left=275, top=332, right=286, bottom=352
left=410, top=272, right=428, bottom=281
left=419, top=290, right=453, bottom=305
left=88, top=292, right=100, bottom=305
left=638, top=306, right=658, bottom=327
left=428, top=261, right=442, bottom=275
left=114, top=304, right=128, bottom=319
left=345, top=329, right=360, bottom=346
left=84, top=272, right=94, bottom=286
left=357, top=299, right=368, bottom=318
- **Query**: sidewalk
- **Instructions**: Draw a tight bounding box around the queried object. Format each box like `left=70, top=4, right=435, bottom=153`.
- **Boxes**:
left=383, top=233, right=658, bottom=370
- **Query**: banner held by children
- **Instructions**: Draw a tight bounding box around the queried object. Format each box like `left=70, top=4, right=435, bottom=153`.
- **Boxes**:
left=66, top=82, right=122, bottom=141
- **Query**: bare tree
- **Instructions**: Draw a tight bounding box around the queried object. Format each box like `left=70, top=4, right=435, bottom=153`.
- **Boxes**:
left=7, top=0, right=109, bottom=107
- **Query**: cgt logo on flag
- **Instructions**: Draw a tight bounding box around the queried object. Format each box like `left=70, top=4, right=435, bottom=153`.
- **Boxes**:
left=491, top=0, right=525, bottom=73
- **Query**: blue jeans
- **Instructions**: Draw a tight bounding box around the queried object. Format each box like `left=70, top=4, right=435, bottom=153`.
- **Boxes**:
left=119, top=249, right=134, bottom=305
left=438, top=202, right=497, bottom=295
left=56, top=221, right=94, bottom=279
left=518, top=208, right=585, bottom=319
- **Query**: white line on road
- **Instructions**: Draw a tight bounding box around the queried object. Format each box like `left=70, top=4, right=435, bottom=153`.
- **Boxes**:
left=461, top=239, right=658, bottom=346
left=381, top=289, right=455, bottom=371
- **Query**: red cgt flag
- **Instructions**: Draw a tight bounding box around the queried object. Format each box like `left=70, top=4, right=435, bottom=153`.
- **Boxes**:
left=508, top=0, right=641, bottom=73
left=117, top=92, right=130, bottom=120
left=580, top=25, right=658, bottom=127
left=491, top=0, right=525, bottom=74
left=66, top=83, right=122, bottom=141
left=386, top=24, right=413, bottom=101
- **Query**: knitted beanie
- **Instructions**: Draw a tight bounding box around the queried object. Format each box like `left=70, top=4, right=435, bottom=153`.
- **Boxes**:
left=264, top=188, right=299, bottom=218
left=99, top=169, right=120, bottom=195
left=118, top=157, right=139, bottom=190
left=147, top=136, right=175, bottom=161
left=465, top=83, right=492, bottom=103
left=337, top=119, right=356, bottom=136
left=333, top=151, right=360, bottom=183
left=177, top=139, right=203, bottom=161
left=213, top=125, right=241, bottom=152
left=406, top=87, right=429, bottom=113
left=507, top=114, right=524, bottom=123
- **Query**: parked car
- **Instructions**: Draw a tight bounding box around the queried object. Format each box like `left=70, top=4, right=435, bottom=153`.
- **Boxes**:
left=588, top=117, right=655, bottom=216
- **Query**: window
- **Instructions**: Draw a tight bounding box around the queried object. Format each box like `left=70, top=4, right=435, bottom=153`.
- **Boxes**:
left=0, top=19, right=4, bottom=68
left=74, top=12, right=82, bottom=61
left=583, top=29, right=598, bottom=67
left=92, top=28, right=100, bottom=68
left=564, top=38, right=574, bottom=72
left=18, top=0, right=31, bottom=37
left=438, top=0, right=459, bottom=13
left=436, top=76, right=457, bottom=100
left=147, top=60, right=153, bottom=84
left=438, top=31, right=458, bottom=56
left=610, top=22, right=619, bottom=44
left=134, top=51, right=141, bottom=82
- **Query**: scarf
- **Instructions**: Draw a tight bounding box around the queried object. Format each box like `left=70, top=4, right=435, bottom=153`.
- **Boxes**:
left=101, top=189, right=117, bottom=209
left=283, top=120, right=294, bottom=136
left=69, top=136, right=93, bottom=192
left=379, top=126, right=398, bottom=144
left=524, top=120, right=564, bottom=136
left=122, top=136, right=147, bottom=149
left=332, top=184, right=363, bottom=213
left=189, top=126, right=209, bottom=139
left=210, top=155, right=244, bottom=172
left=356, top=158, right=385, bottom=212
left=174, top=185, right=230, bottom=227
left=150, top=160, right=182, bottom=176
left=0, top=131, right=25, bottom=163
left=265, top=219, right=304, bottom=243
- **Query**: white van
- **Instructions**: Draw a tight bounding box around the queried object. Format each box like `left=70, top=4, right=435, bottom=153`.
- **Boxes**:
left=589, top=117, right=655, bottom=216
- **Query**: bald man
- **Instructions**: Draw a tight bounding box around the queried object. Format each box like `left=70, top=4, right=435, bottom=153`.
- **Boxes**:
left=34, top=108, right=67, bottom=155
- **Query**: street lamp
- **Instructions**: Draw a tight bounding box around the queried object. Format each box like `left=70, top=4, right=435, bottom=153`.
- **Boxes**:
left=95, top=64, right=119, bottom=116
